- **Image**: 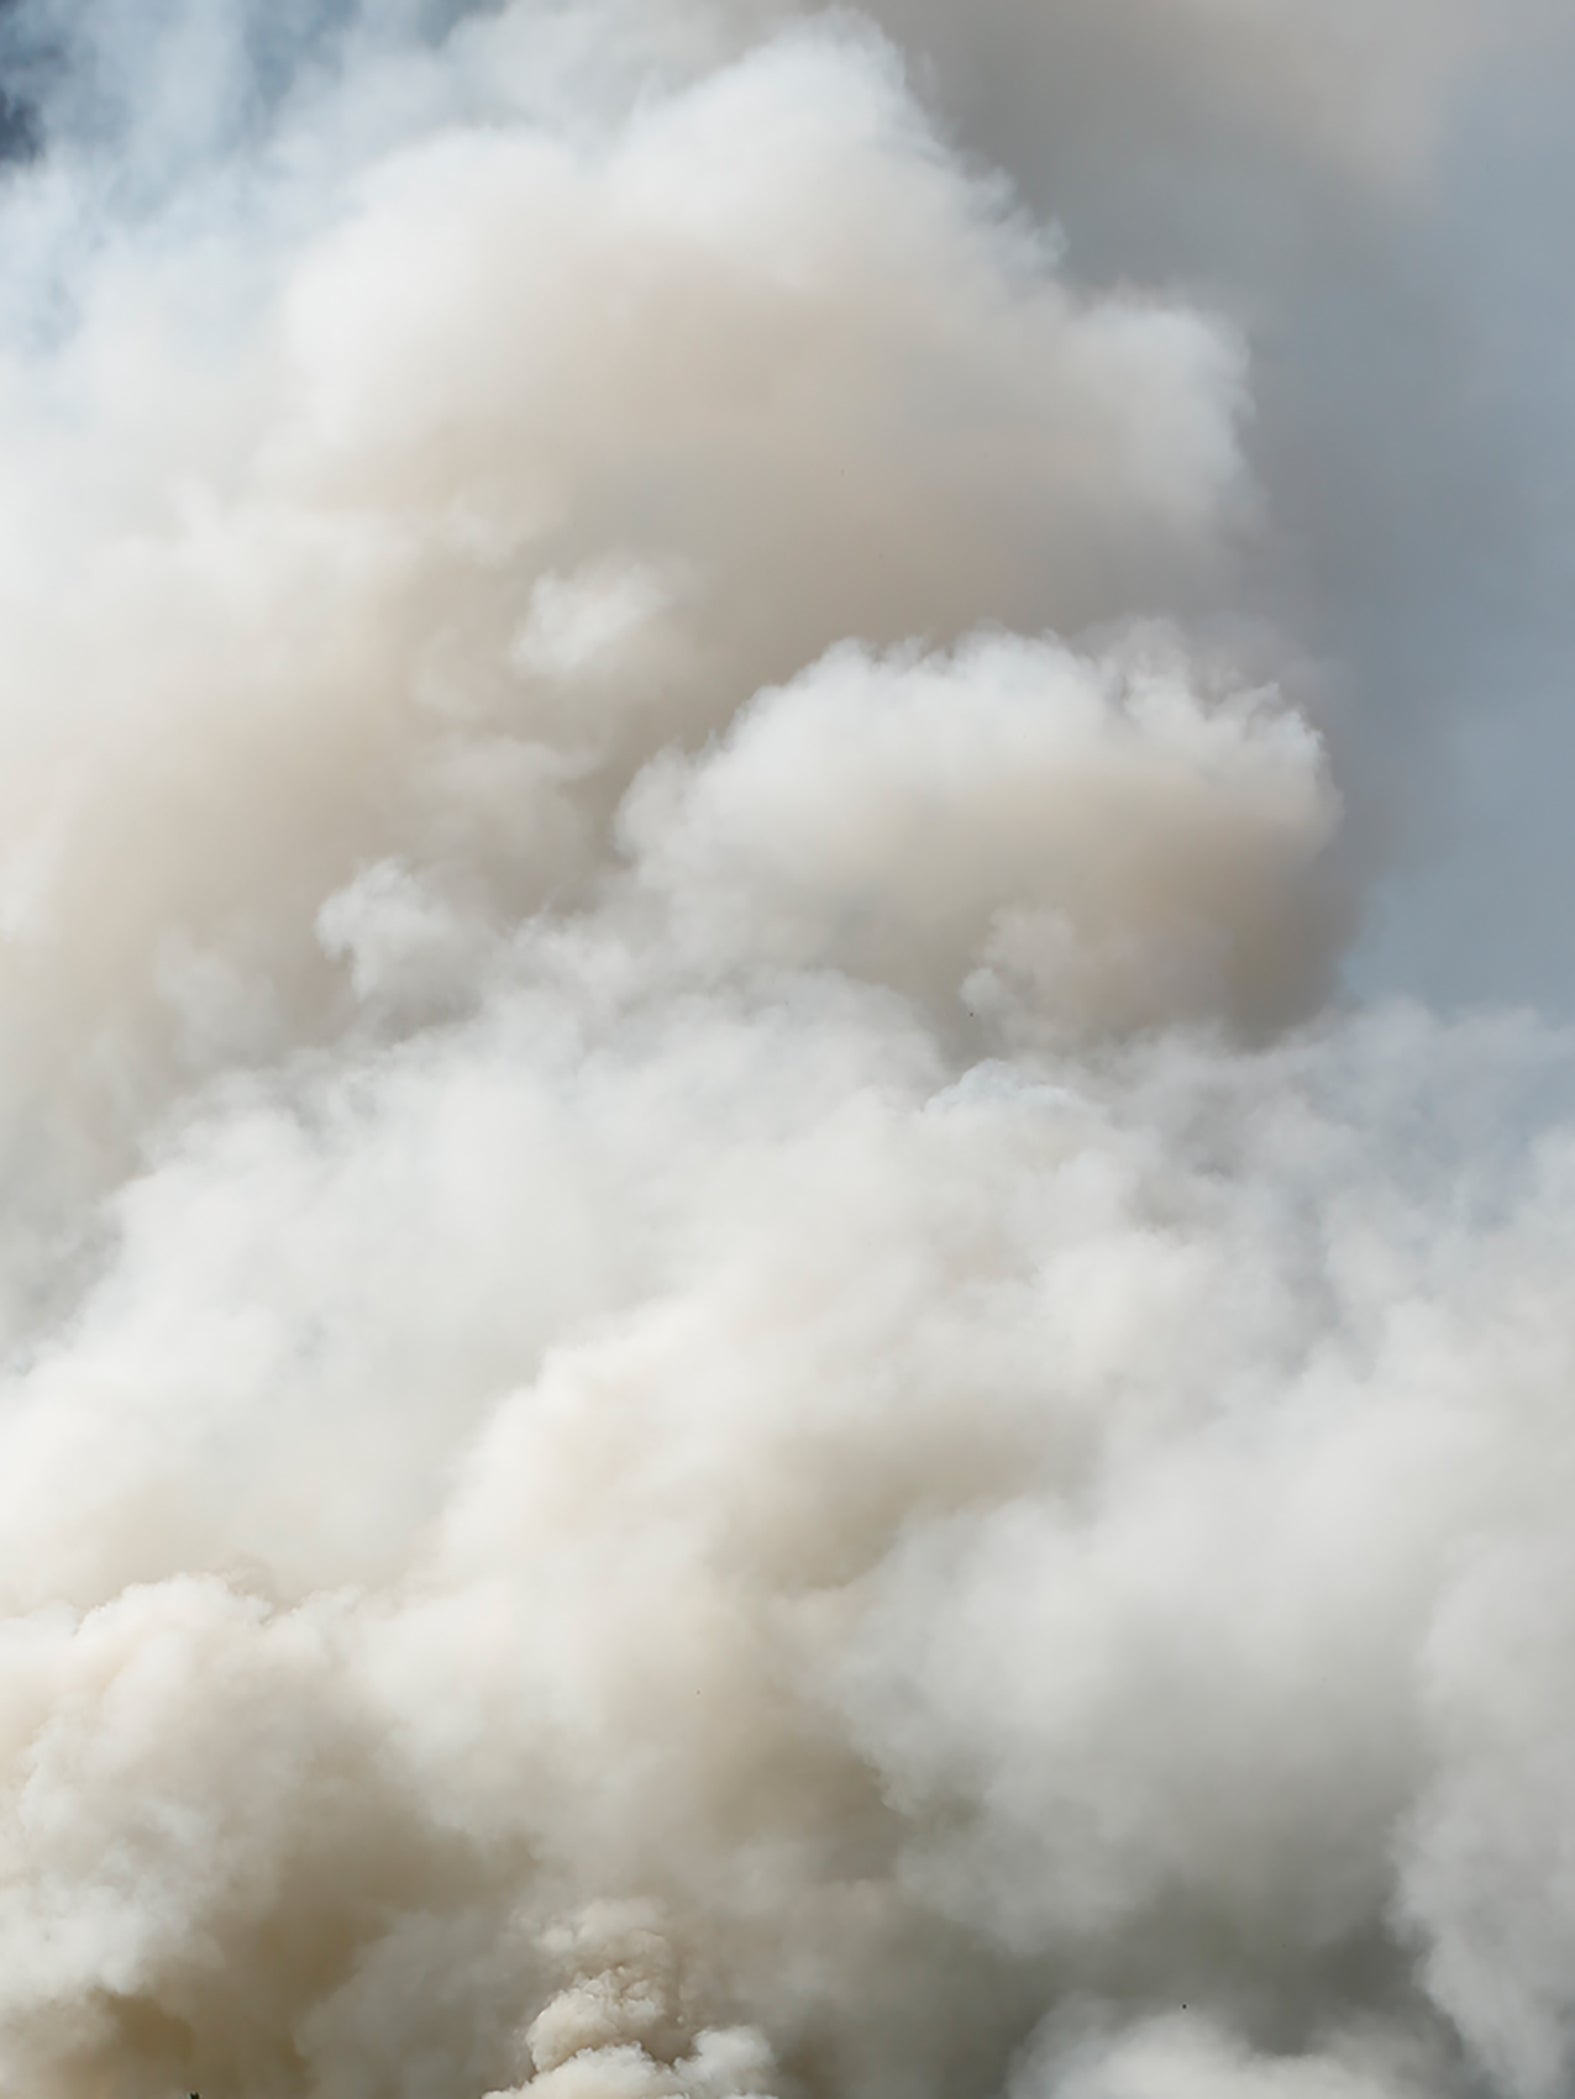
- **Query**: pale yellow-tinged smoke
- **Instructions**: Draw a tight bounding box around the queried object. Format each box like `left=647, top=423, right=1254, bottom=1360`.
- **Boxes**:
left=0, top=6, right=1567, bottom=2099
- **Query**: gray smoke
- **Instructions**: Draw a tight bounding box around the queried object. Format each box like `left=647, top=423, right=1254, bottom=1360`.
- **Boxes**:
left=0, top=6, right=1571, bottom=2099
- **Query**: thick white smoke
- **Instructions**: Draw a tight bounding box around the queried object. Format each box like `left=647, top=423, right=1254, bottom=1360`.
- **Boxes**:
left=0, top=5, right=1570, bottom=2099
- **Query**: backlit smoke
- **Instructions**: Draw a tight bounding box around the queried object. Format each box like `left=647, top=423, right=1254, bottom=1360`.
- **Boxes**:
left=0, top=6, right=1571, bottom=2099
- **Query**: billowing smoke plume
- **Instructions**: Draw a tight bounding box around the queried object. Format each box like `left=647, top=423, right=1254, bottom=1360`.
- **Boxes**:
left=0, top=5, right=1570, bottom=2099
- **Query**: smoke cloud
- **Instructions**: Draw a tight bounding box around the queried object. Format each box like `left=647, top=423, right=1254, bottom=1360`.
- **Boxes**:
left=0, top=5, right=1570, bottom=2099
